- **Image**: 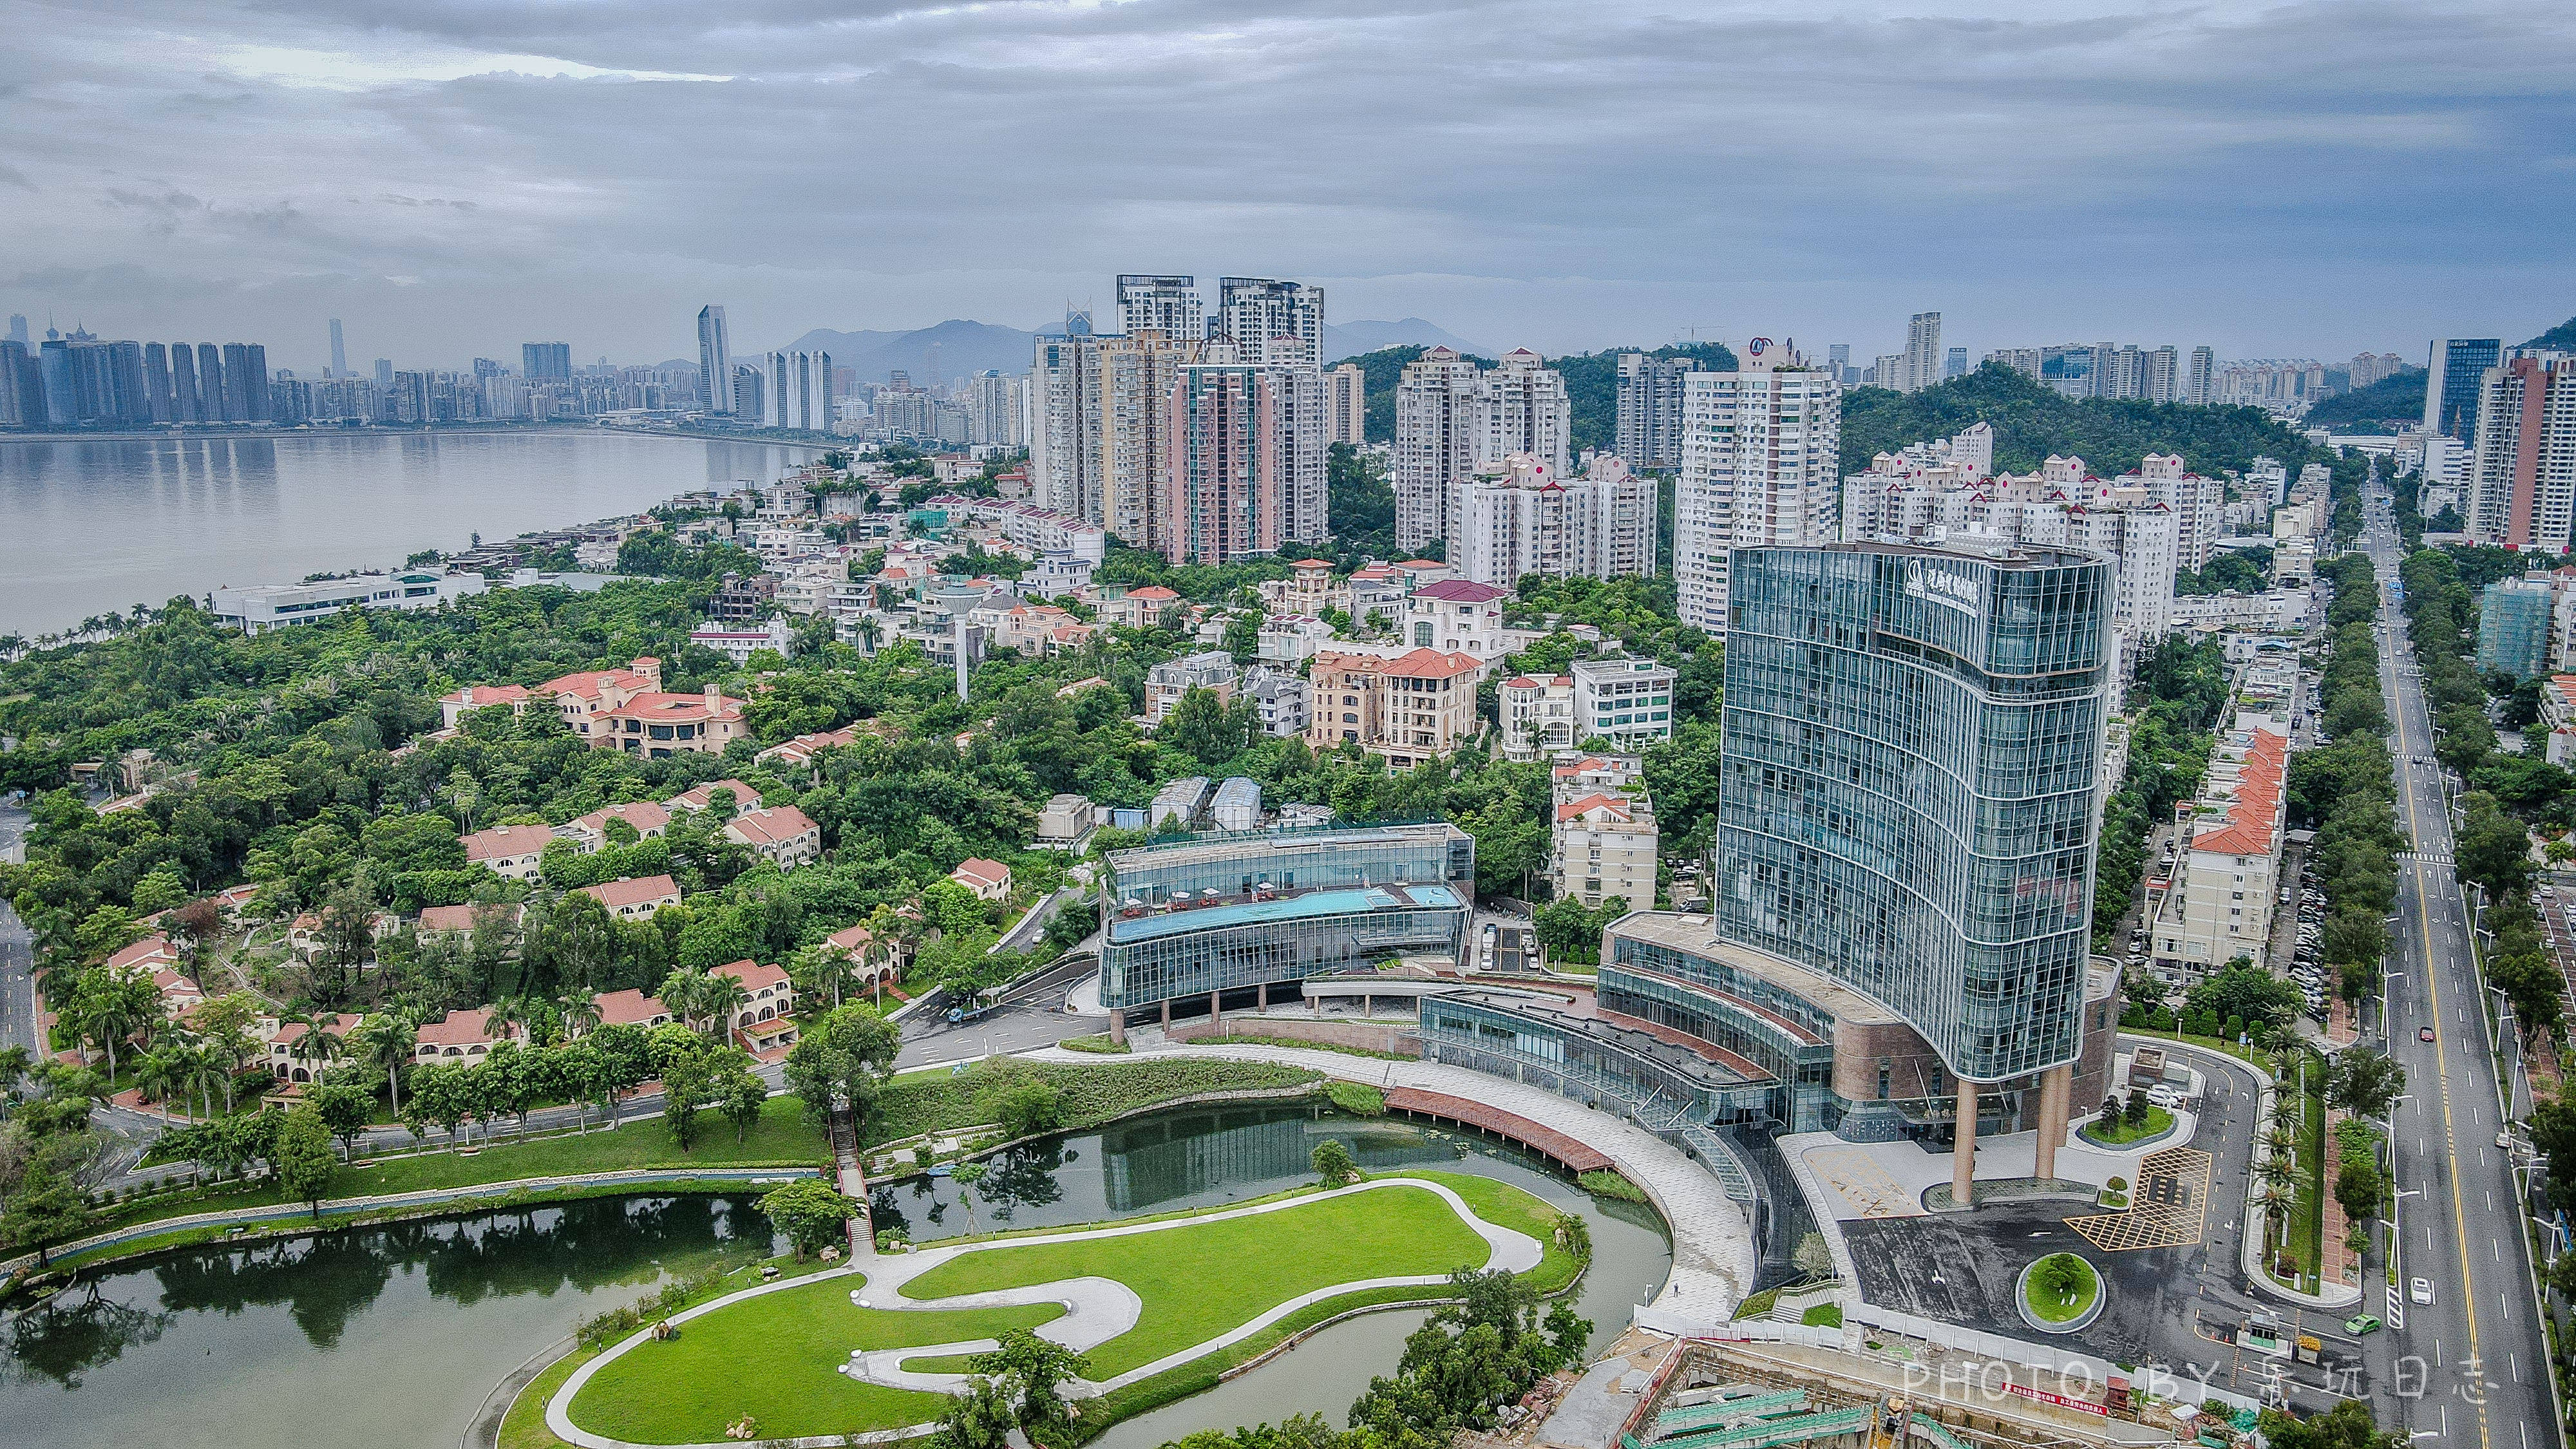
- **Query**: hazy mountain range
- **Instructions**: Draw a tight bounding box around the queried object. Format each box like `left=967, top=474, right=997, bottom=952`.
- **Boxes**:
left=739, top=316, right=1492, bottom=382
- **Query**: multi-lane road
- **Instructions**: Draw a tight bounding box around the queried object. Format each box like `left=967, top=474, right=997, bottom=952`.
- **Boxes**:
left=2364, top=488, right=2559, bottom=1447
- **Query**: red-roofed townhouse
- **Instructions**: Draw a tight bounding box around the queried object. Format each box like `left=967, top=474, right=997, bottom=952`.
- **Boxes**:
left=586, top=988, right=673, bottom=1035
left=2153, top=728, right=2291, bottom=980
left=755, top=724, right=862, bottom=776
left=822, top=922, right=908, bottom=990
left=412, top=1007, right=524, bottom=1064
left=534, top=658, right=663, bottom=744
left=664, top=777, right=764, bottom=815
left=463, top=824, right=556, bottom=882
left=437, top=682, right=533, bottom=730
left=1401, top=578, right=1512, bottom=661
left=1498, top=674, right=1574, bottom=760
left=948, top=857, right=1011, bottom=902
left=721, top=805, right=822, bottom=871
left=593, top=685, right=748, bottom=759
left=266, top=1012, right=364, bottom=1083
left=416, top=902, right=521, bottom=943
left=1306, top=648, right=1482, bottom=770
left=1552, top=791, right=1658, bottom=912
left=578, top=874, right=683, bottom=920
left=712, top=959, right=799, bottom=1052
left=556, top=800, right=672, bottom=853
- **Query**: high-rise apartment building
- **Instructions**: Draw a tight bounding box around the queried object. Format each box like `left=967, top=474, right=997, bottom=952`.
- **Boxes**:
left=1944, top=346, right=1969, bottom=380
left=196, top=345, right=227, bottom=421
left=1098, top=329, right=1200, bottom=552
left=963, top=370, right=1026, bottom=448
left=0, top=341, right=42, bottom=427
left=1449, top=453, right=1655, bottom=589
left=1392, top=346, right=1572, bottom=555
left=1615, top=352, right=1701, bottom=468
left=6, top=315, right=26, bottom=349
left=2426, top=338, right=2504, bottom=441
left=2185, top=346, right=2215, bottom=405
left=328, top=319, right=346, bottom=378
left=1030, top=313, right=1104, bottom=522
left=1215, top=278, right=1325, bottom=367
left=2348, top=351, right=2407, bottom=389
left=142, top=343, right=175, bottom=422
left=1326, top=363, right=1368, bottom=446
left=1116, top=275, right=1203, bottom=342
left=730, top=362, right=766, bottom=426
left=222, top=343, right=269, bottom=422
left=1392, top=346, right=1484, bottom=553
left=374, top=359, right=393, bottom=390
left=524, top=342, right=573, bottom=383
left=1160, top=362, right=1328, bottom=564
left=1672, top=339, right=1842, bottom=631
left=697, top=305, right=734, bottom=413
left=762, top=350, right=833, bottom=431
left=1896, top=311, right=1942, bottom=393
left=2466, top=354, right=2576, bottom=551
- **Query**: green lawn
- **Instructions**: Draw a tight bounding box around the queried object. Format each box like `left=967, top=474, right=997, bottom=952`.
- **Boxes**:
left=84, top=1095, right=829, bottom=1243
left=2078, top=1104, right=2175, bottom=1146
left=2022, top=1254, right=2099, bottom=1323
left=568, top=1274, right=1062, bottom=1445
left=2278, top=1056, right=2329, bottom=1290
left=560, top=1175, right=1531, bottom=1446
left=899, top=1180, right=1495, bottom=1377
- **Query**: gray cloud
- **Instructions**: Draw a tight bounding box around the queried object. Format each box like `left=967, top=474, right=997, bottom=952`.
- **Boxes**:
left=1, top=0, right=2570, bottom=370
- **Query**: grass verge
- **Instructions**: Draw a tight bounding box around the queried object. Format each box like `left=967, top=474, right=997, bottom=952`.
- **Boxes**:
left=2077, top=1104, right=2175, bottom=1146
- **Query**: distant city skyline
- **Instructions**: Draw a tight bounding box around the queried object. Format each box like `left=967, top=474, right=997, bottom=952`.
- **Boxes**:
left=4, top=2, right=2568, bottom=370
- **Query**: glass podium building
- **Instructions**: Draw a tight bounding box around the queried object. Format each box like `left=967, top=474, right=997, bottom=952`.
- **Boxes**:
left=1095, top=823, right=1474, bottom=1039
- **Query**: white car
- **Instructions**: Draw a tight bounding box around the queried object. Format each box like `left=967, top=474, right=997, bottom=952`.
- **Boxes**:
left=2409, top=1277, right=2434, bottom=1305
left=2147, top=1088, right=2187, bottom=1110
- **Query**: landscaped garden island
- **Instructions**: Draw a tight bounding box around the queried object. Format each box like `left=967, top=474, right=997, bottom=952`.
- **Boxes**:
left=552, top=1172, right=1572, bottom=1446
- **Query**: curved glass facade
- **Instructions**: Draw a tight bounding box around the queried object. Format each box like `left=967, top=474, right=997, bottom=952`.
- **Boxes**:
left=1718, top=544, right=2108, bottom=1081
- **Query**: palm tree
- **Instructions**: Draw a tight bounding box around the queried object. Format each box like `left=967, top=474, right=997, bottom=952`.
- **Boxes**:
left=288, top=1014, right=346, bottom=1082
left=135, top=1046, right=185, bottom=1122
left=856, top=615, right=884, bottom=655
left=556, top=989, right=603, bottom=1041
left=180, top=1041, right=230, bottom=1122
left=657, top=969, right=712, bottom=1035
left=486, top=996, right=537, bottom=1046
left=351, top=1012, right=417, bottom=1118
left=700, top=975, right=748, bottom=1046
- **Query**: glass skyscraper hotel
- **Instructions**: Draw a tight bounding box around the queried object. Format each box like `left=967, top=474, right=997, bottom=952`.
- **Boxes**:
left=1423, top=542, right=2121, bottom=1218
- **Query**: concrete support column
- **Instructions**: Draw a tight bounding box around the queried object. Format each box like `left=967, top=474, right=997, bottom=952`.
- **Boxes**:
left=1209, top=990, right=1222, bottom=1030
left=1108, top=1009, right=1126, bottom=1047
left=1160, top=998, right=1171, bottom=1029
left=1952, top=1078, right=1979, bottom=1207
left=1363, top=994, right=1373, bottom=1017
left=1256, top=981, right=1267, bottom=1011
left=2034, top=1065, right=2071, bottom=1183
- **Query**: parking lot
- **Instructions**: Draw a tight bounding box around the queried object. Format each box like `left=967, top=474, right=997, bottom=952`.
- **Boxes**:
left=1842, top=1042, right=2372, bottom=1417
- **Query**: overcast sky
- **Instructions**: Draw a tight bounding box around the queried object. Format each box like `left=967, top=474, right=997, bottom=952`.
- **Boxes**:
left=5, top=0, right=2570, bottom=372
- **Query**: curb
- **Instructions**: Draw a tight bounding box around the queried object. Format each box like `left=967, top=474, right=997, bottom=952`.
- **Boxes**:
left=2012, top=1255, right=2108, bottom=1336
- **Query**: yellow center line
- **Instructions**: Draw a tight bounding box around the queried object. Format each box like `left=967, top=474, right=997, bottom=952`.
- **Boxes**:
left=2384, top=571, right=2489, bottom=1449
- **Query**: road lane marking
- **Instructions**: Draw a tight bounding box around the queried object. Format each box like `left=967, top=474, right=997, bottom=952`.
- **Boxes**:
left=2391, top=609, right=2494, bottom=1449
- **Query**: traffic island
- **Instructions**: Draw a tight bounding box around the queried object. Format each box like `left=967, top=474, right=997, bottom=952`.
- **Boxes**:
left=2014, top=1252, right=2105, bottom=1336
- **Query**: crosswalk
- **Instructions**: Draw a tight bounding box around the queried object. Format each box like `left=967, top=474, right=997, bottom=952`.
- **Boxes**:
left=2396, top=851, right=2454, bottom=867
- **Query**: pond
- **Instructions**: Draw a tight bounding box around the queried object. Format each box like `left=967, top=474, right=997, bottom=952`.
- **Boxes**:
left=0, top=1103, right=1672, bottom=1449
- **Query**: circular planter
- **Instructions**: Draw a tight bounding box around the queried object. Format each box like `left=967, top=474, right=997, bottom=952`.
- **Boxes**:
left=2015, top=1254, right=2107, bottom=1336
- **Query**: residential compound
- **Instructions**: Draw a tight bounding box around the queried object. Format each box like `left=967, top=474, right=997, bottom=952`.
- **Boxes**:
left=435, top=657, right=748, bottom=758
left=1027, top=274, right=1331, bottom=565
left=1550, top=753, right=1657, bottom=911
left=1448, top=451, right=1656, bottom=590
left=1392, top=346, right=1572, bottom=553
left=1673, top=339, right=1842, bottom=632
left=2148, top=722, right=2289, bottom=980
left=1837, top=432, right=2242, bottom=672
left=1427, top=542, right=2119, bottom=1211
left=1093, top=824, right=1476, bottom=1041
left=2462, top=350, right=2576, bottom=551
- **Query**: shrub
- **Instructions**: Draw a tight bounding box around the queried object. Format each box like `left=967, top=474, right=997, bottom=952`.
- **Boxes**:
left=1578, top=1170, right=1649, bottom=1204
left=1311, top=1139, right=1359, bottom=1184
left=1326, top=1081, right=1387, bottom=1117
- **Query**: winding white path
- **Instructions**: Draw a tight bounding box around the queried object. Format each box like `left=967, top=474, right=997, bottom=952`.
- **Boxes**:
left=547, top=1177, right=1541, bottom=1449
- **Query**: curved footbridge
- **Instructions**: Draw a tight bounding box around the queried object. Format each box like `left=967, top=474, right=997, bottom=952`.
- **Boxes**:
left=1027, top=1040, right=1761, bottom=1329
